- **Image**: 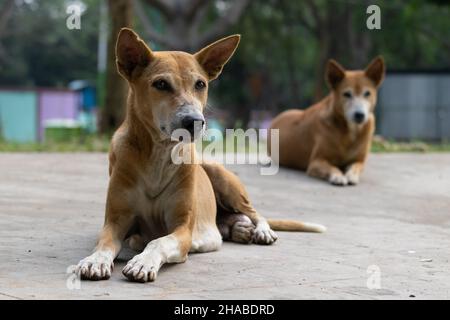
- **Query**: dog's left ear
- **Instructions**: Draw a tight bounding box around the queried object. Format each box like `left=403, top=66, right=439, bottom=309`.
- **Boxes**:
left=195, top=35, right=241, bottom=81
left=365, top=56, right=385, bottom=87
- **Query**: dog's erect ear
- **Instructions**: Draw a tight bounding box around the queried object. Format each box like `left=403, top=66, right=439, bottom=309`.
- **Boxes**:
left=194, top=35, right=240, bottom=81
left=116, top=28, right=153, bottom=80
left=365, top=56, right=385, bottom=87
left=326, top=59, right=346, bottom=89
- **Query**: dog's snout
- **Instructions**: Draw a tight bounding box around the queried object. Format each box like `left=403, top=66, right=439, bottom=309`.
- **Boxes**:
left=181, top=115, right=205, bottom=133
left=353, top=111, right=365, bottom=124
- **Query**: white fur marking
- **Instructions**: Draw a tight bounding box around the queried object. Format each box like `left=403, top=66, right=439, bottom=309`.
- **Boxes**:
left=76, top=249, right=114, bottom=279
left=122, top=235, right=183, bottom=282
left=329, top=172, right=348, bottom=186
left=346, top=169, right=360, bottom=185
left=303, top=222, right=327, bottom=233
left=253, top=219, right=278, bottom=245
left=345, top=97, right=370, bottom=124
left=191, top=226, right=222, bottom=253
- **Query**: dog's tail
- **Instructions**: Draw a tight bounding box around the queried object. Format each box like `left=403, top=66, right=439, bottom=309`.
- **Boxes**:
left=267, top=219, right=326, bottom=233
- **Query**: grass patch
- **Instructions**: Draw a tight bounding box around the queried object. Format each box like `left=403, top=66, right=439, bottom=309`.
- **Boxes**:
left=1, top=134, right=449, bottom=153
left=371, top=136, right=450, bottom=153
left=0, top=135, right=111, bottom=152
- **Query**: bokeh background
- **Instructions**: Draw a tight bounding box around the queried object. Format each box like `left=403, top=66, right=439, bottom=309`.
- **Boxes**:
left=0, top=0, right=449, bottom=151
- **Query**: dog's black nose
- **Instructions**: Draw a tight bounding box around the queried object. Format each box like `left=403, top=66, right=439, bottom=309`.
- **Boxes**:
left=181, top=115, right=205, bottom=134
left=353, top=112, right=365, bottom=124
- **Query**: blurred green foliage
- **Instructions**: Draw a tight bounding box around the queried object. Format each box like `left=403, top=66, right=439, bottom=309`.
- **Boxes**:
left=1, top=134, right=449, bottom=153
left=215, top=0, right=450, bottom=113
left=0, top=0, right=99, bottom=87
left=0, top=134, right=110, bottom=152
left=0, top=0, right=448, bottom=117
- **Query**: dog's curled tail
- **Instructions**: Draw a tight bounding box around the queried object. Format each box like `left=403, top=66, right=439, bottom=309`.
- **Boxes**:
left=267, top=219, right=326, bottom=233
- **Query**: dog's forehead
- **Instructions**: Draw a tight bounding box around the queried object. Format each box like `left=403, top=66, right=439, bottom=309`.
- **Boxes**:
left=342, top=71, right=375, bottom=93
left=148, top=51, right=205, bottom=78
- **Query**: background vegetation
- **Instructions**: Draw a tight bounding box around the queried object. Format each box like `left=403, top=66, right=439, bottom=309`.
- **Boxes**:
left=0, top=0, right=449, bottom=137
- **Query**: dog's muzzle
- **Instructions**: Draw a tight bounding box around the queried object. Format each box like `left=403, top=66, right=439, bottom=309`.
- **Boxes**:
left=170, top=106, right=205, bottom=142
left=181, top=115, right=205, bottom=138
left=346, top=97, right=370, bottom=125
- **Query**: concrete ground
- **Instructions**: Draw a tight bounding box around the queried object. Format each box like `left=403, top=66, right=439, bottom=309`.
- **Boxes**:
left=0, top=153, right=449, bottom=300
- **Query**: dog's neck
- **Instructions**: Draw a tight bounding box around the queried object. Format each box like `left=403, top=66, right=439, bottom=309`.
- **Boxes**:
left=125, top=92, right=154, bottom=146
left=124, top=89, right=196, bottom=198
left=322, top=94, right=346, bottom=131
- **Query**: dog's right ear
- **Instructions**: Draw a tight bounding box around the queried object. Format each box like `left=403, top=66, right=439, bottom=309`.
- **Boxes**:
left=116, top=28, right=153, bottom=80
left=326, top=59, right=346, bottom=89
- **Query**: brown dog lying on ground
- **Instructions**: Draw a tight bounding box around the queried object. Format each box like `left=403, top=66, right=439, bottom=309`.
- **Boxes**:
left=75, top=28, right=325, bottom=282
left=269, top=57, right=385, bottom=186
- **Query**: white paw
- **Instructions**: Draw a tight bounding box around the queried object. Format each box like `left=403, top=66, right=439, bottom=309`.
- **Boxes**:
left=345, top=171, right=360, bottom=185
left=253, top=220, right=278, bottom=245
left=231, top=220, right=255, bottom=244
left=122, top=252, right=162, bottom=282
left=329, top=173, right=348, bottom=186
left=75, top=250, right=114, bottom=280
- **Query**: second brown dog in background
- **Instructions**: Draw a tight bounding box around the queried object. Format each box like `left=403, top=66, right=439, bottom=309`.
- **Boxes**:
left=269, top=57, right=385, bottom=186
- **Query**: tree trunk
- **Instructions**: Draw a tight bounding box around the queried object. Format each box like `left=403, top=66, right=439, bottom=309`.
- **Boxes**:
left=100, top=0, right=133, bottom=134
left=312, top=3, right=353, bottom=102
left=0, top=0, right=15, bottom=61
left=313, top=29, right=329, bottom=102
left=348, top=0, right=372, bottom=68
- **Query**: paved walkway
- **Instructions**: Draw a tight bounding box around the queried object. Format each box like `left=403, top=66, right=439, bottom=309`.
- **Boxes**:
left=0, top=153, right=449, bottom=299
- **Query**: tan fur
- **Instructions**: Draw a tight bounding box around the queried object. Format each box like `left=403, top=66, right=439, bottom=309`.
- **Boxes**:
left=202, top=162, right=325, bottom=233
left=269, top=57, right=385, bottom=186
left=76, top=28, right=324, bottom=283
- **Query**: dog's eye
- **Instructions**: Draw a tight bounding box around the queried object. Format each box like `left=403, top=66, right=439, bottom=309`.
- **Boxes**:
left=343, top=91, right=352, bottom=98
left=152, top=79, right=171, bottom=91
left=364, top=90, right=371, bottom=98
left=195, top=80, right=206, bottom=90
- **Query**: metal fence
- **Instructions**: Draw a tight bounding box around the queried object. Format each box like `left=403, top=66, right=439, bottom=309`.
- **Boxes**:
left=376, top=72, right=450, bottom=141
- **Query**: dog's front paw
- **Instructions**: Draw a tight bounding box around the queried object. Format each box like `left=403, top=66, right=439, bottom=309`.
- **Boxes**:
left=329, top=173, right=348, bottom=186
left=122, top=252, right=161, bottom=282
left=75, top=250, right=114, bottom=281
left=253, top=220, right=278, bottom=245
left=345, top=171, right=360, bottom=185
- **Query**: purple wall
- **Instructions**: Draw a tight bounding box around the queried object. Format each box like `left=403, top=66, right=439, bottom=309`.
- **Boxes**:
left=38, top=90, right=79, bottom=140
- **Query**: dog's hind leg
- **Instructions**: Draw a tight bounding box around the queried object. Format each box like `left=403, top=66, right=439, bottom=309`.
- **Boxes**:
left=124, top=218, right=152, bottom=252
left=217, top=209, right=255, bottom=244
left=126, top=234, right=147, bottom=252
left=202, top=162, right=278, bottom=245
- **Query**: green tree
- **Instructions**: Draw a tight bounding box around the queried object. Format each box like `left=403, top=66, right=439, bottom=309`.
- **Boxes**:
left=0, top=0, right=99, bottom=87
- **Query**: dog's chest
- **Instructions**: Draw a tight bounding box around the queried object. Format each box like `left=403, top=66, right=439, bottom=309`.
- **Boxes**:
left=129, top=179, right=175, bottom=238
left=340, top=129, right=371, bottom=164
left=140, top=145, right=180, bottom=197
left=127, top=160, right=179, bottom=221
left=137, top=163, right=178, bottom=202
